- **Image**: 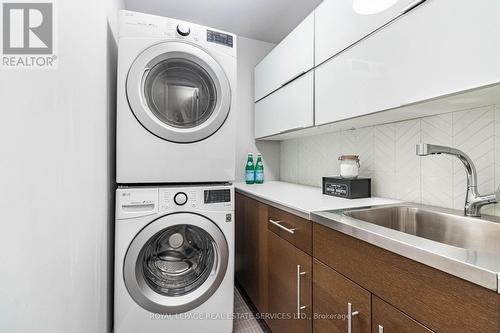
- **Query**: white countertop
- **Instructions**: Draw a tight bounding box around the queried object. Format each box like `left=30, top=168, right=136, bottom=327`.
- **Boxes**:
left=234, top=181, right=401, bottom=219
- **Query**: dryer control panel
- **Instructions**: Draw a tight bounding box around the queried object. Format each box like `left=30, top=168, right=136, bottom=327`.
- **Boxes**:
left=119, top=10, right=237, bottom=57
left=207, top=30, right=234, bottom=48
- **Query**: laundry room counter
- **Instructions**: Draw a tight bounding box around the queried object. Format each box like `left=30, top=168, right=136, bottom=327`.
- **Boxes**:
left=234, top=181, right=400, bottom=219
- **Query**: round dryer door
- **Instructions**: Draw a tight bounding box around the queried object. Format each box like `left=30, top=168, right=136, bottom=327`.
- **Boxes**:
left=123, top=212, right=229, bottom=314
left=127, top=41, right=231, bottom=143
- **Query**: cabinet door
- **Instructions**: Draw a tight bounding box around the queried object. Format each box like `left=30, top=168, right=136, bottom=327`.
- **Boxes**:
left=268, top=230, right=312, bottom=333
left=315, top=0, right=500, bottom=126
left=235, top=193, right=269, bottom=313
left=255, top=71, right=313, bottom=139
left=313, top=259, right=371, bottom=333
left=372, top=296, right=433, bottom=333
left=314, top=0, right=417, bottom=65
left=254, top=12, right=314, bottom=101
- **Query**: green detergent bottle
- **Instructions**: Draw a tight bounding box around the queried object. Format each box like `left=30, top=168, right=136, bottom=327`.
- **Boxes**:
left=255, top=153, right=264, bottom=184
left=245, top=153, right=255, bottom=184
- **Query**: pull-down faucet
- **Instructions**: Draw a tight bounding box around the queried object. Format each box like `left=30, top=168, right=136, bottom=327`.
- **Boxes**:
left=416, top=143, right=499, bottom=217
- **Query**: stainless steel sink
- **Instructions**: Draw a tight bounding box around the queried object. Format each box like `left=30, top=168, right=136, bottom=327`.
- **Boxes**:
left=343, top=205, right=500, bottom=254
left=312, top=204, right=500, bottom=291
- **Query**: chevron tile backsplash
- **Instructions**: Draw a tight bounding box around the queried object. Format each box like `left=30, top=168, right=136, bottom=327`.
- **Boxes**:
left=280, top=104, right=500, bottom=215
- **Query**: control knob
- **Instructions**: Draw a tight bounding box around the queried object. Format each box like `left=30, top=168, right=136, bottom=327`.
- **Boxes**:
left=177, top=24, right=190, bottom=36
left=174, top=192, right=188, bottom=206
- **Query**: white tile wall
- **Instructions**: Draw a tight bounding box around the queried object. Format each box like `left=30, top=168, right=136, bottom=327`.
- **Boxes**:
left=420, top=113, right=453, bottom=208
left=395, top=119, right=421, bottom=202
left=279, top=104, right=500, bottom=215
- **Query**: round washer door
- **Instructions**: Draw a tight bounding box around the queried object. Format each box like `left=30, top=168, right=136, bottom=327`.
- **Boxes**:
left=123, top=212, right=229, bottom=314
left=127, top=41, right=231, bottom=143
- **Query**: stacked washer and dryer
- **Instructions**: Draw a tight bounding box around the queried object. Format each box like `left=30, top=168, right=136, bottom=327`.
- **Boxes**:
left=114, top=10, right=237, bottom=333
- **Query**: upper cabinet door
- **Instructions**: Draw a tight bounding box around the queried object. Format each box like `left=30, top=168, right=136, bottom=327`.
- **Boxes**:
left=254, top=12, right=314, bottom=102
left=314, top=0, right=419, bottom=65
left=315, top=0, right=500, bottom=126
left=255, top=71, right=314, bottom=139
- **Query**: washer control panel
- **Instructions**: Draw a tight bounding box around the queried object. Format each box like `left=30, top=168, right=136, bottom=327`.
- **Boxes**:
left=204, top=189, right=231, bottom=203
left=157, top=185, right=233, bottom=213
left=116, top=188, right=158, bottom=220
left=117, top=185, right=233, bottom=218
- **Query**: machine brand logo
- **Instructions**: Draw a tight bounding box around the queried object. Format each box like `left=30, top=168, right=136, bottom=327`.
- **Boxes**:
left=1, top=0, right=57, bottom=69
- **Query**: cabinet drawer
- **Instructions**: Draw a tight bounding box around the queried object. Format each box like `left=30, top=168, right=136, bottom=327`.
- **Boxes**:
left=372, top=296, right=433, bottom=333
left=313, top=259, right=371, bottom=333
left=254, top=12, right=314, bottom=101
left=268, top=206, right=312, bottom=255
left=254, top=71, right=314, bottom=139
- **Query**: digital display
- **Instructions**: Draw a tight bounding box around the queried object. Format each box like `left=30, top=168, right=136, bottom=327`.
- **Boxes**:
left=204, top=189, right=231, bottom=203
left=207, top=30, right=233, bottom=48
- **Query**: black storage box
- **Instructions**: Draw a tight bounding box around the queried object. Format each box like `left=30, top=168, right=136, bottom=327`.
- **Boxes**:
left=322, top=176, right=371, bottom=199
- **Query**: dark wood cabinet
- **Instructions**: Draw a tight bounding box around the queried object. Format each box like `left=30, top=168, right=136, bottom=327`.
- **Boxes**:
left=372, top=296, right=433, bottom=333
left=236, top=192, right=500, bottom=333
left=235, top=193, right=269, bottom=313
left=267, top=230, right=312, bottom=333
left=313, top=223, right=500, bottom=333
left=313, top=259, right=371, bottom=333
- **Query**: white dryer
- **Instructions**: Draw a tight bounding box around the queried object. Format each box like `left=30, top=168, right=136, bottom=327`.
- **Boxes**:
left=116, top=10, right=237, bottom=184
left=114, top=184, right=234, bottom=333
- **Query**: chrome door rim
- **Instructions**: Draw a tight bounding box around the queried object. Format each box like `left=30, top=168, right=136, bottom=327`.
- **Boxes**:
left=124, top=212, right=229, bottom=314
left=126, top=41, right=231, bottom=143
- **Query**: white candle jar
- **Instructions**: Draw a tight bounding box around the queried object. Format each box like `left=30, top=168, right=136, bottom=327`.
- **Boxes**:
left=339, top=155, right=360, bottom=179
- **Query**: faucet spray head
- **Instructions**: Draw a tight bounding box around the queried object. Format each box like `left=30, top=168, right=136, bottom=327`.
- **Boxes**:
left=416, top=143, right=430, bottom=156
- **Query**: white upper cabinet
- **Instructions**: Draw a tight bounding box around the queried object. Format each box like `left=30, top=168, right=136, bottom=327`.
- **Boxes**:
left=254, top=12, right=314, bottom=102
left=255, top=72, right=314, bottom=139
left=315, top=0, right=500, bottom=126
left=314, top=0, right=419, bottom=65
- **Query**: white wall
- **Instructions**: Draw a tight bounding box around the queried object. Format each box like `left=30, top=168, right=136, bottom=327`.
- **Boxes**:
left=0, top=0, right=123, bottom=332
left=281, top=105, right=500, bottom=215
left=106, top=1, right=124, bottom=332
left=235, top=37, right=280, bottom=182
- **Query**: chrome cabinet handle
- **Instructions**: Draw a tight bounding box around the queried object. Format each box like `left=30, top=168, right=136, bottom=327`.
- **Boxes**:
left=347, top=302, right=359, bottom=333
left=280, top=70, right=306, bottom=88
left=296, top=265, right=307, bottom=316
left=400, top=0, right=427, bottom=14
left=378, top=324, right=384, bottom=333
left=269, top=219, right=296, bottom=234
left=277, top=125, right=309, bottom=135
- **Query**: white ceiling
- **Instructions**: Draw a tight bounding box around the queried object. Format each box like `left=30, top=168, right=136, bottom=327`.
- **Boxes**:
left=124, top=0, right=322, bottom=44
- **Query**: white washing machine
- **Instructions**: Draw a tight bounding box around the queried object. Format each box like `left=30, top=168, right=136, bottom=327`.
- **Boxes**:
left=116, top=10, right=237, bottom=184
left=114, top=185, right=234, bottom=333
